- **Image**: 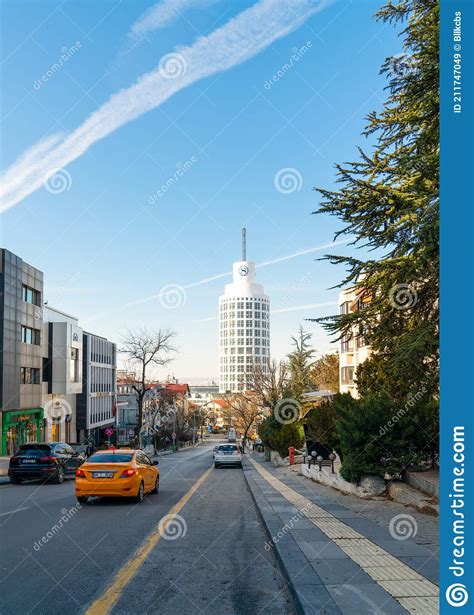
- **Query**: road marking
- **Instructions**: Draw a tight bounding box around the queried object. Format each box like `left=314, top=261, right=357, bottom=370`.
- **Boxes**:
left=86, top=466, right=212, bottom=615
left=0, top=506, right=30, bottom=517
left=248, top=457, right=438, bottom=614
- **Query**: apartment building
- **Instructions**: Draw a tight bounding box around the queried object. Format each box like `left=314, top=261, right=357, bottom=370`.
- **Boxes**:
left=338, top=286, right=371, bottom=398
left=0, top=249, right=44, bottom=456
left=116, top=374, right=138, bottom=445
left=77, top=332, right=117, bottom=445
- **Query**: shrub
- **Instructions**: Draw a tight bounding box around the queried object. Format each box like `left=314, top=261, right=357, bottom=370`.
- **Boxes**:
left=336, top=395, right=395, bottom=482
left=304, top=394, right=354, bottom=457
left=259, top=416, right=304, bottom=458
left=335, top=394, right=439, bottom=483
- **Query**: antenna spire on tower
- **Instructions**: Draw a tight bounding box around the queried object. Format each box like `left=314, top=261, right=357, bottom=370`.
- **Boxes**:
left=242, top=224, right=247, bottom=261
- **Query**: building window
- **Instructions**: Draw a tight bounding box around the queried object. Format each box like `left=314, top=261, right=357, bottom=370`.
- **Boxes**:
left=341, top=334, right=353, bottom=353
left=70, top=348, right=80, bottom=383
left=21, top=325, right=40, bottom=345
left=340, top=301, right=351, bottom=315
left=20, top=367, right=40, bottom=384
left=22, top=284, right=41, bottom=306
left=42, top=357, right=52, bottom=382
left=341, top=367, right=354, bottom=385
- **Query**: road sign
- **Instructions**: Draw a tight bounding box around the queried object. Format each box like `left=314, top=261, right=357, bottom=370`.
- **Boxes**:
left=105, top=427, right=114, bottom=436
left=172, top=431, right=177, bottom=440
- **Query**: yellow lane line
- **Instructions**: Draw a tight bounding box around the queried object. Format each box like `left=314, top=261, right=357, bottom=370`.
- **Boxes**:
left=247, top=457, right=438, bottom=614
left=86, top=466, right=213, bottom=615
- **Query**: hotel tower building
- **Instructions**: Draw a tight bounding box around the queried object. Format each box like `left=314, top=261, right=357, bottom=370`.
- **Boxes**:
left=219, top=228, right=270, bottom=393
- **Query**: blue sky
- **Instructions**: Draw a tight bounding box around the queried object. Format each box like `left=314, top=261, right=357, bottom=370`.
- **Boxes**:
left=1, top=0, right=401, bottom=381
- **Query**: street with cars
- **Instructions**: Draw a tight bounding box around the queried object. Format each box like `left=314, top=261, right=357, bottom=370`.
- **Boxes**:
left=0, top=434, right=439, bottom=615
left=0, top=437, right=293, bottom=614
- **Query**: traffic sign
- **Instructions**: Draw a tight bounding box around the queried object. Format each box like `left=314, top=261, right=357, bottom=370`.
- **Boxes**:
left=172, top=431, right=177, bottom=440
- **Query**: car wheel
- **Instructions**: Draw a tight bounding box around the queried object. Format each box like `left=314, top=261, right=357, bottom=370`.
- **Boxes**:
left=77, top=496, right=88, bottom=504
left=238, top=463, right=243, bottom=469
left=214, top=463, right=219, bottom=469
left=9, top=476, right=22, bottom=484
left=52, top=466, right=65, bottom=484
left=133, top=481, right=145, bottom=503
left=151, top=477, right=159, bottom=494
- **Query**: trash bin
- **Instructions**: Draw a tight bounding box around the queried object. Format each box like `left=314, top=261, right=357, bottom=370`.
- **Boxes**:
left=264, top=448, right=271, bottom=462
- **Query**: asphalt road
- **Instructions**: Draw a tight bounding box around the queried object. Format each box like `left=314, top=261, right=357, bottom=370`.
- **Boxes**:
left=0, top=441, right=294, bottom=615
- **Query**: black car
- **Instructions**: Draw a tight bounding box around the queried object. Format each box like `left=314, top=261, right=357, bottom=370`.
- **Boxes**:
left=8, top=442, right=85, bottom=484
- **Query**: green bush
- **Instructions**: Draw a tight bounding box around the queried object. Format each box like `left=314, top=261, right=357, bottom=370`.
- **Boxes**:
left=259, top=416, right=303, bottom=458
left=336, top=394, right=439, bottom=483
left=304, top=394, right=355, bottom=458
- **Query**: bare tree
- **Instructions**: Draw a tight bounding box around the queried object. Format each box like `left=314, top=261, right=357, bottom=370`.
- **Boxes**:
left=223, top=393, right=264, bottom=451
left=120, top=328, right=177, bottom=442
left=244, top=359, right=290, bottom=410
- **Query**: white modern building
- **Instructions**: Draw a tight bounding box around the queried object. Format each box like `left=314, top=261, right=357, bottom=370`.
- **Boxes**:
left=188, top=384, right=219, bottom=408
left=77, top=332, right=116, bottom=445
left=338, top=286, right=371, bottom=398
left=42, top=306, right=83, bottom=443
left=219, top=227, right=270, bottom=393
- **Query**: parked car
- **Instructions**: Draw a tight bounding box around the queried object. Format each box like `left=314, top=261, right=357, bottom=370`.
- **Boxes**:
left=214, top=444, right=242, bottom=469
left=8, top=442, right=85, bottom=484
left=75, top=449, right=159, bottom=504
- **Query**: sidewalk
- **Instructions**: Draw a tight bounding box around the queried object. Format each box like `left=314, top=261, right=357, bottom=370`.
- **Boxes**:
left=243, top=453, right=438, bottom=615
left=0, top=457, right=9, bottom=477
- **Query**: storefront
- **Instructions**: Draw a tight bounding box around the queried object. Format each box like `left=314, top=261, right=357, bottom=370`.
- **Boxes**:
left=1, top=408, right=44, bottom=456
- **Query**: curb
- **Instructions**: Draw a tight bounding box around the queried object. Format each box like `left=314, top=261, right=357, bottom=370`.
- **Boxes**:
left=242, top=458, right=340, bottom=615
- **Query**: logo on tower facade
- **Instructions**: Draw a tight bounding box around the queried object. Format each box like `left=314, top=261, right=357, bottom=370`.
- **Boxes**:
left=239, top=265, right=249, bottom=276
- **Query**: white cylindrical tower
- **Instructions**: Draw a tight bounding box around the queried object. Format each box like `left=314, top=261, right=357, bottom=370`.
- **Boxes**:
left=218, top=228, right=270, bottom=393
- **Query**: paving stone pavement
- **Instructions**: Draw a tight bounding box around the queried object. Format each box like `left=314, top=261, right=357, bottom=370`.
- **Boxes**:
left=243, top=454, right=439, bottom=615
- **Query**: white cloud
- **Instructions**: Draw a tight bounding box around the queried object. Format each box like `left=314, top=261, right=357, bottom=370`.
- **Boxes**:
left=0, top=0, right=329, bottom=213
left=130, top=0, right=222, bottom=40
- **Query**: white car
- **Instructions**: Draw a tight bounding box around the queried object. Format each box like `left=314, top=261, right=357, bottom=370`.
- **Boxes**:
left=214, top=444, right=242, bottom=469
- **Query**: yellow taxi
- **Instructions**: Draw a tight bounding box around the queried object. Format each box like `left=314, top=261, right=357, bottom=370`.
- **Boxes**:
left=75, top=449, right=159, bottom=504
